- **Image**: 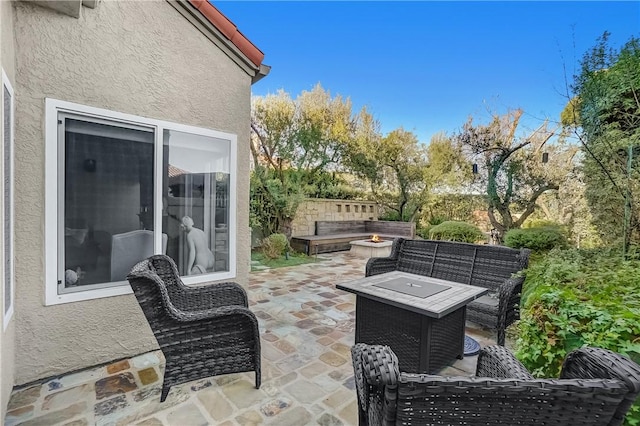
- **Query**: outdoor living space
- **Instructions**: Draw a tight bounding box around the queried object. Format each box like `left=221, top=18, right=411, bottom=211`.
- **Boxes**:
left=4, top=252, right=493, bottom=426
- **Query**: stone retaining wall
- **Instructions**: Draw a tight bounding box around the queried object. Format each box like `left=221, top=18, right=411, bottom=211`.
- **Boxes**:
left=292, top=198, right=378, bottom=237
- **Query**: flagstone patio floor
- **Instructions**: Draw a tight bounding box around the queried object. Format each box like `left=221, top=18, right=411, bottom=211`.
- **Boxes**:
left=5, top=252, right=495, bottom=426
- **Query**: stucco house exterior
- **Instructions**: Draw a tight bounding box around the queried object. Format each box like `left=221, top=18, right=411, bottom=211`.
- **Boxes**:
left=0, top=0, right=269, bottom=419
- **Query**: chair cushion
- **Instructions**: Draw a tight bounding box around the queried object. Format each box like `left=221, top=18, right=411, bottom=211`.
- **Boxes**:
left=467, top=295, right=499, bottom=328
left=469, top=294, right=499, bottom=309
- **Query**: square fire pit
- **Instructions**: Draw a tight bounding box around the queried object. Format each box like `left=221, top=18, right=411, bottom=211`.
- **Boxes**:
left=349, top=239, right=393, bottom=258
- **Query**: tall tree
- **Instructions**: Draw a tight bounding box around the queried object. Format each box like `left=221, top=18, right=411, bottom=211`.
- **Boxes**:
left=425, top=132, right=474, bottom=190
left=250, top=84, right=376, bottom=237
left=456, top=109, right=569, bottom=240
left=345, top=127, right=429, bottom=221
left=567, top=33, right=640, bottom=249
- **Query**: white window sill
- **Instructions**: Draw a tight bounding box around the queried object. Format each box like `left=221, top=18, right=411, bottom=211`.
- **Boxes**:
left=45, top=283, right=133, bottom=306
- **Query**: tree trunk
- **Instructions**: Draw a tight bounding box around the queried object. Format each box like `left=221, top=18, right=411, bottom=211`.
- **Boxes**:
left=280, top=217, right=293, bottom=240
left=487, top=207, right=505, bottom=244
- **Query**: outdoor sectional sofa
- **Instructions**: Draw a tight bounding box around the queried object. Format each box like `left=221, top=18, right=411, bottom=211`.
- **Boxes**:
left=365, top=238, right=531, bottom=345
left=290, top=220, right=416, bottom=255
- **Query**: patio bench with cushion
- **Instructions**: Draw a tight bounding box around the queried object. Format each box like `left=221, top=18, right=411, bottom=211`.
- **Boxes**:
left=365, top=238, right=530, bottom=345
left=352, top=343, right=640, bottom=426
left=290, top=220, right=416, bottom=255
left=127, top=255, right=261, bottom=402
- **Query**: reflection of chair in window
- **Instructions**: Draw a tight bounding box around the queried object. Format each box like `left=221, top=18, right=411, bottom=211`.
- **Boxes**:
left=110, top=230, right=167, bottom=282
left=65, top=218, right=95, bottom=271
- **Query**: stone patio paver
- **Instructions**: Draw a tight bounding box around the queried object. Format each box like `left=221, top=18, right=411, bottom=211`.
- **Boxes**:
left=4, top=252, right=497, bottom=426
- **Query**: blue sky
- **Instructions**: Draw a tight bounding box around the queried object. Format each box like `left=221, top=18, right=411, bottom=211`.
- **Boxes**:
left=216, top=1, right=639, bottom=144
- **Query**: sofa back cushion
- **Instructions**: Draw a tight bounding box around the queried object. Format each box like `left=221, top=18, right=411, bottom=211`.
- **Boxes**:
left=396, top=239, right=439, bottom=276
left=430, top=241, right=478, bottom=284
left=470, top=244, right=528, bottom=292
left=395, top=375, right=628, bottom=426
left=397, top=239, right=527, bottom=291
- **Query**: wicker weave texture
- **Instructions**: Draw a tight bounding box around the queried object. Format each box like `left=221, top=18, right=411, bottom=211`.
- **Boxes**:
left=355, top=297, right=465, bottom=373
left=366, top=238, right=530, bottom=345
left=352, top=343, right=640, bottom=426
left=127, top=255, right=261, bottom=402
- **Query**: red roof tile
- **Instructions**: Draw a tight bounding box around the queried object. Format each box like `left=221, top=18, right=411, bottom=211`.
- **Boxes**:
left=188, top=0, right=264, bottom=67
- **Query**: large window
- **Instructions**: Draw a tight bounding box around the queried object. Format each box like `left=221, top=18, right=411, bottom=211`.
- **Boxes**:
left=3, top=70, right=14, bottom=327
left=45, top=99, right=236, bottom=305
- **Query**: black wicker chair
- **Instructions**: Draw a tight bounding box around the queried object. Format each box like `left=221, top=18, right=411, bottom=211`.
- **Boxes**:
left=352, top=343, right=640, bottom=426
left=366, top=238, right=530, bottom=345
left=127, top=255, right=261, bottom=402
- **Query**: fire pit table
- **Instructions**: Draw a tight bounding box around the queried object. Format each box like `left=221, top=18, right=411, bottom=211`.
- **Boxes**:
left=337, top=271, right=487, bottom=373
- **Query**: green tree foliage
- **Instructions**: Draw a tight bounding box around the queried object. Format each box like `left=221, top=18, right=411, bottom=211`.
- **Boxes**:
left=250, top=84, right=377, bottom=237
left=420, top=194, right=486, bottom=228
left=568, top=33, right=640, bottom=248
left=534, top=168, right=603, bottom=248
left=346, top=130, right=471, bottom=223
left=424, top=132, right=474, bottom=188
left=559, top=96, right=581, bottom=127
left=345, top=127, right=429, bottom=221
left=456, top=109, right=575, bottom=241
left=418, top=133, right=482, bottom=233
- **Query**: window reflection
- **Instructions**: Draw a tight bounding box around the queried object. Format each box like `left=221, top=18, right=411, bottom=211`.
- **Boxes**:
left=163, top=130, right=230, bottom=276
left=62, top=117, right=154, bottom=287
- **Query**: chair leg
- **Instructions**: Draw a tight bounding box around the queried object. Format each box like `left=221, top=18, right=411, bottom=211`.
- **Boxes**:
left=497, top=328, right=506, bottom=346
left=357, top=395, right=368, bottom=426
left=160, top=385, right=171, bottom=402
left=255, top=370, right=261, bottom=389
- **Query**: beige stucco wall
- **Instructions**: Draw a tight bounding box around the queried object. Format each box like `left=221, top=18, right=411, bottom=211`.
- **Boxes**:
left=291, top=199, right=379, bottom=237
left=13, top=0, right=252, bottom=384
left=1, top=0, right=16, bottom=417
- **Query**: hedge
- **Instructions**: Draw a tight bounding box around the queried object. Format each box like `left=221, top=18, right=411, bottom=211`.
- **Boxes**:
left=515, top=248, right=640, bottom=425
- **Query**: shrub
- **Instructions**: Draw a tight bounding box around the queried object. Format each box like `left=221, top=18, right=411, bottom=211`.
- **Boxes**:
left=522, top=219, right=562, bottom=229
left=516, top=248, right=640, bottom=425
left=428, top=221, right=484, bottom=243
left=417, top=216, right=449, bottom=239
left=416, top=227, right=431, bottom=239
left=504, top=226, right=567, bottom=252
left=261, top=233, right=290, bottom=259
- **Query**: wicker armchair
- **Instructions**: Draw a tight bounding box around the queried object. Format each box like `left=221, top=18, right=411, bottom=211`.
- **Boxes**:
left=351, top=343, right=640, bottom=426
left=366, top=238, right=530, bottom=345
left=127, top=255, right=261, bottom=402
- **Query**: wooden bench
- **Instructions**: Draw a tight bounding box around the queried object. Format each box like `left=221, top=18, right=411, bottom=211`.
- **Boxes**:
left=366, top=238, right=531, bottom=345
left=290, top=220, right=416, bottom=255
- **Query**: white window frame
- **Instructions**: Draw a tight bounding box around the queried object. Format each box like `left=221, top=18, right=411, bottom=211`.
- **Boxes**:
left=3, top=70, right=14, bottom=328
left=45, top=99, right=237, bottom=305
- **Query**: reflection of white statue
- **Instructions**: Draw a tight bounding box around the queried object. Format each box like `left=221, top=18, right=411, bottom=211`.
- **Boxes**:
left=181, top=216, right=214, bottom=275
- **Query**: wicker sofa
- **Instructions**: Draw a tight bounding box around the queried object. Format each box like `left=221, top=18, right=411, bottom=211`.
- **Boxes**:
left=352, top=343, right=640, bottom=426
left=366, top=238, right=530, bottom=345
left=127, top=255, right=261, bottom=402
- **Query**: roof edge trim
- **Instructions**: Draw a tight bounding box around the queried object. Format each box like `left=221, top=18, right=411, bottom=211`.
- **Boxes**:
left=187, top=0, right=264, bottom=67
